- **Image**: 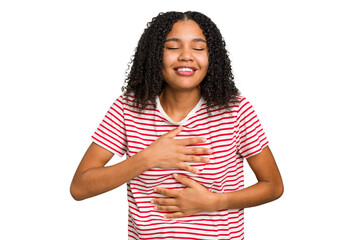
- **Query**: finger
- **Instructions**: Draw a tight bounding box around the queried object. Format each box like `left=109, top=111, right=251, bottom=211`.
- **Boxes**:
left=164, top=125, right=182, bottom=139
left=154, top=187, right=178, bottom=198
left=176, top=136, right=207, bottom=146
left=154, top=205, right=180, bottom=212
left=183, top=147, right=213, bottom=155
left=177, top=162, right=199, bottom=174
left=164, top=211, right=185, bottom=219
left=184, top=155, right=210, bottom=163
left=151, top=198, right=177, bottom=206
left=173, top=173, right=197, bottom=187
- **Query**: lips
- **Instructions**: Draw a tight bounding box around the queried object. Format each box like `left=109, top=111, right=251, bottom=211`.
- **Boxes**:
left=174, top=66, right=196, bottom=76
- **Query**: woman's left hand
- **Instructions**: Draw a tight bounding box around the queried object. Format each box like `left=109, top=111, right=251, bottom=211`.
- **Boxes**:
left=151, top=174, right=218, bottom=218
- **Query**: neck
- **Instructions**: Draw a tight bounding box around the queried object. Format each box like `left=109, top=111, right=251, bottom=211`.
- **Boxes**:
left=159, top=87, right=201, bottom=122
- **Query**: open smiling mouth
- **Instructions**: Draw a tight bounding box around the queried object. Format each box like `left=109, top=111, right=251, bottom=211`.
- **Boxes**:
left=174, top=66, right=196, bottom=76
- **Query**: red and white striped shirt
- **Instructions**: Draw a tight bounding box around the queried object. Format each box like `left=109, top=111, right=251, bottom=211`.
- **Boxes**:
left=92, top=94, right=268, bottom=240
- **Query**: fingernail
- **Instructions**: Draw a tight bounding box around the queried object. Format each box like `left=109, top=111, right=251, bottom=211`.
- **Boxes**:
left=201, top=138, right=207, bottom=142
left=173, top=173, right=178, bottom=177
left=154, top=188, right=158, bottom=192
left=204, top=158, right=210, bottom=163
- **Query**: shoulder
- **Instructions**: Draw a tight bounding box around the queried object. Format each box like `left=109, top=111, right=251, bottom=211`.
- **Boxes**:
left=105, top=93, right=136, bottom=115
left=120, top=92, right=157, bottom=113
left=121, top=92, right=136, bottom=106
left=199, top=95, right=250, bottom=117
left=229, top=95, right=251, bottom=111
left=228, top=95, right=259, bottom=121
left=233, top=95, right=252, bottom=104
left=200, top=95, right=249, bottom=111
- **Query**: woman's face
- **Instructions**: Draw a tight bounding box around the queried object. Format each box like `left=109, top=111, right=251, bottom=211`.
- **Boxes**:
left=162, top=20, right=209, bottom=92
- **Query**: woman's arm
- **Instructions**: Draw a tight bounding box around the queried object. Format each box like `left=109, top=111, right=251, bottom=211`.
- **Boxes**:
left=215, top=146, right=283, bottom=210
left=70, top=126, right=212, bottom=201
left=70, top=142, right=150, bottom=201
left=152, top=146, right=283, bottom=218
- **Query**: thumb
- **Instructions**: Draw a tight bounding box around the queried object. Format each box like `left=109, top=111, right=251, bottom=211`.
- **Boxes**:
left=165, top=125, right=183, bottom=139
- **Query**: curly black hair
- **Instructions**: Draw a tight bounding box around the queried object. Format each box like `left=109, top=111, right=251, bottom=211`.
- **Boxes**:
left=122, top=11, right=239, bottom=111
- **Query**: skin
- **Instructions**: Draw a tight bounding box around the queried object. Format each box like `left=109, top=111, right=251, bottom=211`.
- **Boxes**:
left=70, top=20, right=283, bottom=219
left=152, top=146, right=283, bottom=218
left=70, top=126, right=211, bottom=200
left=160, top=19, right=208, bottom=122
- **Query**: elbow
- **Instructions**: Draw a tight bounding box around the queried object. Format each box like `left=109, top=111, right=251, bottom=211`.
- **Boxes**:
left=70, top=183, right=86, bottom=201
left=273, top=180, right=284, bottom=200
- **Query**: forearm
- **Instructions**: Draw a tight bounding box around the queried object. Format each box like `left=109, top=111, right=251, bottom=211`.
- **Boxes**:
left=213, top=146, right=284, bottom=210
left=214, top=180, right=284, bottom=210
left=71, top=150, right=151, bottom=200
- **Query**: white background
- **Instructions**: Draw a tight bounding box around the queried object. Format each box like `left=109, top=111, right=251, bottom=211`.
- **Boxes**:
left=1, top=0, right=359, bottom=239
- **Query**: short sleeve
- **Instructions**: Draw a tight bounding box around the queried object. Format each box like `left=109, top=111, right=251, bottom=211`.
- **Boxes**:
left=234, top=97, right=269, bottom=158
left=91, top=95, right=127, bottom=157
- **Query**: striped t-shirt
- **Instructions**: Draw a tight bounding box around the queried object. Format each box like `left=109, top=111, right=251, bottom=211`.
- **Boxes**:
left=92, top=93, right=268, bottom=240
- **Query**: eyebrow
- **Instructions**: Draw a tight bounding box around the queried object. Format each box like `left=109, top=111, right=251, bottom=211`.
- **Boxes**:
left=165, top=38, right=206, bottom=43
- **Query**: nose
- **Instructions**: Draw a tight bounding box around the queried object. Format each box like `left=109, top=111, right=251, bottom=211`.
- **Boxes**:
left=178, top=46, right=193, bottom=61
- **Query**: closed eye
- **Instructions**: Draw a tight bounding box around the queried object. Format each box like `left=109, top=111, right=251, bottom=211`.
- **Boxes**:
left=193, top=48, right=205, bottom=51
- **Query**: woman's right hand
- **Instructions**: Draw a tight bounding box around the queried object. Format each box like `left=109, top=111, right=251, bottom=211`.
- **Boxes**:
left=143, top=125, right=213, bottom=174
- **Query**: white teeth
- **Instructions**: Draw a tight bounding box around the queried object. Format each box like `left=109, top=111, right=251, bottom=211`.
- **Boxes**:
left=177, top=68, right=194, bottom=72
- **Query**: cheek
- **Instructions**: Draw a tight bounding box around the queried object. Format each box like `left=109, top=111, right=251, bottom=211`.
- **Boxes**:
left=161, top=54, right=173, bottom=80
left=197, top=51, right=209, bottom=69
left=199, top=56, right=209, bottom=71
left=161, top=56, right=168, bottom=70
left=162, top=52, right=177, bottom=69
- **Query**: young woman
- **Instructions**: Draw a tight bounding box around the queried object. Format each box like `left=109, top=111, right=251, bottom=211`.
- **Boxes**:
left=70, top=11, right=283, bottom=240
